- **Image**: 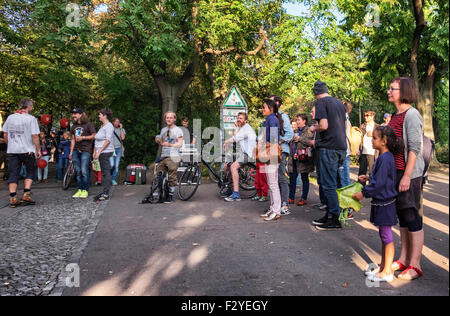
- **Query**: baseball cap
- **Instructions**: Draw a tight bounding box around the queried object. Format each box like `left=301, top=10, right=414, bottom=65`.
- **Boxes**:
left=384, top=113, right=390, bottom=118
left=72, top=108, right=83, bottom=114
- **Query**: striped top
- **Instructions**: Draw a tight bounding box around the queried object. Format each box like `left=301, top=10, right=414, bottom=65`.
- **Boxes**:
left=388, top=110, right=408, bottom=170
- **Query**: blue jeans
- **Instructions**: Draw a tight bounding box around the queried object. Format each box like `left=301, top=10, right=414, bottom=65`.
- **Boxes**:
left=57, top=157, right=69, bottom=181
left=314, top=150, right=326, bottom=205
left=318, top=148, right=346, bottom=217
left=289, top=162, right=310, bottom=201
left=338, top=155, right=351, bottom=188
left=72, top=151, right=91, bottom=191
left=109, top=147, right=122, bottom=181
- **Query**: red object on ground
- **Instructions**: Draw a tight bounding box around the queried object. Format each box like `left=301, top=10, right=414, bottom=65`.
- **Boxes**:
left=60, top=118, right=69, bottom=128
left=40, top=114, right=52, bottom=125
left=37, top=159, right=48, bottom=169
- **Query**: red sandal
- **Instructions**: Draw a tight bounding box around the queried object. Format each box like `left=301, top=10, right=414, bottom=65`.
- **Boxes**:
left=399, top=266, right=423, bottom=281
left=392, top=260, right=408, bottom=272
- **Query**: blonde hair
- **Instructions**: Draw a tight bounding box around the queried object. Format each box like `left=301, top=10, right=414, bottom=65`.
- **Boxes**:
left=63, top=131, right=71, bottom=139
left=164, top=111, right=177, bottom=120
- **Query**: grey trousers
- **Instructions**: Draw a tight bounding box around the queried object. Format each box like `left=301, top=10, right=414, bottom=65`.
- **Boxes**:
left=278, top=152, right=289, bottom=206
left=99, top=152, right=113, bottom=195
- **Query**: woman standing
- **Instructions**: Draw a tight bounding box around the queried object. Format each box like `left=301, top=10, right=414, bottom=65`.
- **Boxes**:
left=288, top=114, right=314, bottom=206
left=93, top=109, right=115, bottom=201
left=387, top=77, right=425, bottom=281
left=37, top=130, right=52, bottom=183
left=258, top=99, right=282, bottom=222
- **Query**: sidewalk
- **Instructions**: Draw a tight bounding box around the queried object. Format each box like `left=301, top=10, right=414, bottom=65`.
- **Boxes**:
left=61, top=170, right=449, bottom=296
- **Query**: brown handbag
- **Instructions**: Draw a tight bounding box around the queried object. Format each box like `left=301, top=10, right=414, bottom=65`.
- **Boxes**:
left=256, top=142, right=282, bottom=164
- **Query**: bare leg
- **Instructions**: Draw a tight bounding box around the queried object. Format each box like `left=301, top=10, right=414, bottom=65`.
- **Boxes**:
left=230, top=162, right=240, bottom=192
left=379, top=242, right=395, bottom=277
left=9, top=183, right=18, bottom=194
left=399, top=229, right=424, bottom=280
left=394, top=227, right=410, bottom=269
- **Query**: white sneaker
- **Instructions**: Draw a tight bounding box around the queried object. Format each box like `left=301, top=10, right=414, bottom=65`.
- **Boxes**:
left=260, top=210, right=272, bottom=218
left=264, top=212, right=281, bottom=221
left=368, top=273, right=394, bottom=283
left=280, top=206, right=291, bottom=216
left=364, top=266, right=380, bottom=276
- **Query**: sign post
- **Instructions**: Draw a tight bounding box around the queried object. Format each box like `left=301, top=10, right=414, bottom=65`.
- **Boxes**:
left=220, top=86, right=248, bottom=162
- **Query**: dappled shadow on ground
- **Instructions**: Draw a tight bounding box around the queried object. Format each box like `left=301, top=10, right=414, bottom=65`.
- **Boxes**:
left=71, top=170, right=448, bottom=296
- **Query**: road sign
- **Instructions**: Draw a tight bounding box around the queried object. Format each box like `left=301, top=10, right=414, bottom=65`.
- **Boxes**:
left=223, top=86, right=247, bottom=107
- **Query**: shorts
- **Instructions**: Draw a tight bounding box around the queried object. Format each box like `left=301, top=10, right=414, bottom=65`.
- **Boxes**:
left=234, top=152, right=251, bottom=165
left=396, top=169, right=423, bottom=232
left=7, top=153, right=36, bottom=184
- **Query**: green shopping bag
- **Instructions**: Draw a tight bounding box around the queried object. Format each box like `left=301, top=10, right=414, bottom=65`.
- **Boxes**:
left=336, top=182, right=364, bottom=212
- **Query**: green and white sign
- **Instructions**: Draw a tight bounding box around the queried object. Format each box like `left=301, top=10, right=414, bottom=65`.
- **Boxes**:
left=223, top=86, right=247, bottom=107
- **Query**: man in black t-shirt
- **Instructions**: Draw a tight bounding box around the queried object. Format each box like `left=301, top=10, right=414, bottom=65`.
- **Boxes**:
left=310, top=80, right=347, bottom=230
left=69, top=108, right=96, bottom=198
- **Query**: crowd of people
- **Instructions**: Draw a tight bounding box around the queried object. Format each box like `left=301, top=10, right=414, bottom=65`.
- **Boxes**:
left=2, top=76, right=427, bottom=283
left=1, top=100, right=126, bottom=203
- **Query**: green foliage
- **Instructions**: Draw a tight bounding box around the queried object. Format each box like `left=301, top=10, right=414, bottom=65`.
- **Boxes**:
left=435, top=143, right=449, bottom=164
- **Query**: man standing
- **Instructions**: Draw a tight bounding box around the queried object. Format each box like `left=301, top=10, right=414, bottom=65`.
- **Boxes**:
left=270, top=95, right=294, bottom=215
left=110, top=117, right=126, bottom=185
left=358, top=110, right=378, bottom=178
left=310, top=81, right=347, bottom=230
left=155, top=111, right=184, bottom=204
left=180, top=117, right=195, bottom=146
left=223, top=112, right=257, bottom=202
left=69, top=108, right=96, bottom=198
left=2, top=98, right=41, bottom=208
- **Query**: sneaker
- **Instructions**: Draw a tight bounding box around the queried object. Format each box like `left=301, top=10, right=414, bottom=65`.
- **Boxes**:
left=264, top=212, right=281, bottom=221
left=319, top=204, right=328, bottom=211
left=297, top=199, right=307, bottom=206
left=367, top=273, right=394, bottom=283
left=20, top=192, right=36, bottom=205
left=224, top=192, right=241, bottom=202
left=79, top=190, right=89, bottom=198
left=347, top=209, right=354, bottom=220
left=260, top=210, right=273, bottom=218
left=164, top=195, right=173, bottom=204
left=280, top=206, right=291, bottom=216
left=288, top=198, right=295, bottom=204
left=315, top=216, right=342, bottom=231
left=112, top=180, right=118, bottom=186
left=72, top=189, right=83, bottom=198
left=312, top=214, right=328, bottom=226
left=252, top=195, right=262, bottom=201
left=258, top=196, right=268, bottom=202
left=94, top=193, right=110, bottom=202
left=313, top=203, right=324, bottom=208
left=9, top=195, right=21, bottom=208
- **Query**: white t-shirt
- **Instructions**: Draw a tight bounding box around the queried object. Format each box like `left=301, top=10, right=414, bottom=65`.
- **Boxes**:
left=233, top=123, right=257, bottom=157
left=159, top=125, right=183, bottom=158
left=3, top=113, right=40, bottom=154
left=95, top=122, right=114, bottom=153
left=362, top=124, right=375, bottom=155
left=345, top=114, right=351, bottom=156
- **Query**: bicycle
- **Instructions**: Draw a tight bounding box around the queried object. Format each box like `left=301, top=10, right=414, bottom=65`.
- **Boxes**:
left=62, top=160, right=76, bottom=190
left=141, top=165, right=170, bottom=204
left=201, top=155, right=257, bottom=199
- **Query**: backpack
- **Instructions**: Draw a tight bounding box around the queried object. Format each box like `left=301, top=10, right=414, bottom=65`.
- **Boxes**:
left=422, top=134, right=435, bottom=177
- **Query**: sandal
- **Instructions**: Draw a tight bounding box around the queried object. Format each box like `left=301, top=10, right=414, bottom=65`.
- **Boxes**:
left=392, top=260, right=408, bottom=272
left=398, top=266, right=423, bottom=281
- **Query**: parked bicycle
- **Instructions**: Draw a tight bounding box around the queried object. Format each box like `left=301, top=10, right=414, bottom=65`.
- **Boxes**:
left=62, top=160, right=76, bottom=190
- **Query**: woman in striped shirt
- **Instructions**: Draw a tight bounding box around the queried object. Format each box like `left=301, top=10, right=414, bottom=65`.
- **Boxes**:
left=387, top=77, right=425, bottom=281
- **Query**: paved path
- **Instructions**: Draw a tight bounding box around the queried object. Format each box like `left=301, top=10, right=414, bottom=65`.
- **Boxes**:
left=60, top=170, right=449, bottom=296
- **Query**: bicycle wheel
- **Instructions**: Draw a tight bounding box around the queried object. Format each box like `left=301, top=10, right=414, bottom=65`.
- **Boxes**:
left=239, top=164, right=256, bottom=190
left=62, top=162, right=76, bottom=190
left=178, top=163, right=201, bottom=201
left=141, top=173, right=162, bottom=203
left=208, top=161, right=222, bottom=183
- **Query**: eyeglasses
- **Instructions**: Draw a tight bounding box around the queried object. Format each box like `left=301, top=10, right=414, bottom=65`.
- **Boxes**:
left=364, top=114, right=373, bottom=117
left=387, top=88, right=400, bottom=92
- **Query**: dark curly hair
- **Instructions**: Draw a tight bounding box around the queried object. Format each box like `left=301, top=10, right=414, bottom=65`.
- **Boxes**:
left=374, top=126, right=404, bottom=155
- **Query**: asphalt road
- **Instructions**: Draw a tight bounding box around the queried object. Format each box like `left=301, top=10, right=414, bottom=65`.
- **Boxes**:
left=62, top=171, right=449, bottom=296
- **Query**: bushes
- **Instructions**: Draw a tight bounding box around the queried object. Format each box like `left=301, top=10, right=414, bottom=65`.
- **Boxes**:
left=435, top=143, right=449, bottom=165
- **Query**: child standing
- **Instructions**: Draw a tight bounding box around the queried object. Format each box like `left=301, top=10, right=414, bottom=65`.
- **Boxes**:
left=57, top=131, right=71, bottom=183
left=353, top=126, right=403, bottom=282
left=92, top=158, right=102, bottom=186
left=252, top=162, right=268, bottom=202
left=37, top=130, right=52, bottom=183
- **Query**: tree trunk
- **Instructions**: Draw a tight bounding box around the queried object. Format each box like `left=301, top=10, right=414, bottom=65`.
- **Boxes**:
left=410, top=0, right=436, bottom=140
left=417, top=61, right=436, bottom=140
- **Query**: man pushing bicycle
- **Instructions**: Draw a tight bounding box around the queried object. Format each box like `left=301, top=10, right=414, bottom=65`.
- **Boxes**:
left=154, top=111, right=184, bottom=203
